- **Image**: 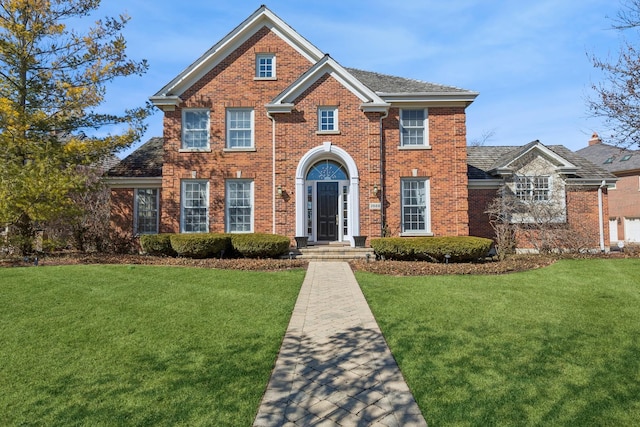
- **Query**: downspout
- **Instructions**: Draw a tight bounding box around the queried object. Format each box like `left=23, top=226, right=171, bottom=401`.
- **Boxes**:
left=267, top=112, right=276, bottom=234
left=598, top=180, right=606, bottom=252
left=379, top=110, right=389, bottom=237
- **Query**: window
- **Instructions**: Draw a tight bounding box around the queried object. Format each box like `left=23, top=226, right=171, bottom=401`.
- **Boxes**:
left=604, top=157, right=614, bottom=164
left=226, top=108, right=254, bottom=149
left=226, top=180, right=253, bottom=233
left=256, top=54, right=275, bottom=78
left=400, top=109, right=428, bottom=147
left=318, top=107, right=338, bottom=132
left=401, top=179, right=430, bottom=233
left=182, top=109, right=209, bottom=149
left=621, top=154, right=632, bottom=161
left=135, top=188, right=158, bottom=234
left=181, top=180, right=209, bottom=233
left=515, top=176, right=550, bottom=201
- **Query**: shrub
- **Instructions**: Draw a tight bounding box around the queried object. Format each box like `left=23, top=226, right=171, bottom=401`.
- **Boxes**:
left=140, top=234, right=176, bottom=256
left=230, top=233, right=291, bottom=258
left=169, top=234, right=231, bottom=259
left=370, top=236, right=493, bottom=262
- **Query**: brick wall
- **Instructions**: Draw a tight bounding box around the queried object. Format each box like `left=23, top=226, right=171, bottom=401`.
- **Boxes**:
left=468, top=188, right=498, bottom=239
left=110, top=188, right=134, bottom=238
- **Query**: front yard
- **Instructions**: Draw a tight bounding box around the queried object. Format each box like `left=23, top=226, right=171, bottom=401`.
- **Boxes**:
left=0, top=265, right=304, bottom=426
left=358, top=258, right=640, bottom=426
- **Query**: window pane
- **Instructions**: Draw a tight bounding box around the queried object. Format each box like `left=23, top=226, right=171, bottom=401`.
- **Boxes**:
left=319, top=108, right=336, bottom=131
left=402, top=179, right=428, bottom=232
left=136, top=188, right=158, bottom=234
left=257, top=55, right=274, bottom=78
left=183, top=110, right=209, bottom=149
left=182, top=182, right=208, bottom=232
left=227, top=109, right=253, bottom=148
left=227, top=180, right=253, bottom=232
left=401, top=109, right=426, bottom=146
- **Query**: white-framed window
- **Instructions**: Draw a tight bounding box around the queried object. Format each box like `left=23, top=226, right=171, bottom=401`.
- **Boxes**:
left=134, top=188, right=159, bottom=234
left=401, top=178, right=430, bottom=234
left=256, top=53, right=275, bottom=78
left=226, top=180, right=254, bottom=233
left=182, top=109, right=210, bottom=150
left=318, top=107, right=338, bottom=132
left=181, top=180, right=209, bottom=233
left=515, top=176, right=550, bottom=201
left=400, top=108, right=428, bottom=147
left=226, top=108, right=254, bottom=149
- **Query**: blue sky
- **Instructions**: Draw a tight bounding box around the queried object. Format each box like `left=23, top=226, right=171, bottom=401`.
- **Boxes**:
left=93, top=1, right=624, bottom=157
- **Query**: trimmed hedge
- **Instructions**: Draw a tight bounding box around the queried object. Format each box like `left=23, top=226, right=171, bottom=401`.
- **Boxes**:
left=169, top=234, right=231, bottom=259
left=230, top=233, right=290, bottom=258
left=139, top=234, right=176, bottom=256
left=370, top=236, right=493, bottom=262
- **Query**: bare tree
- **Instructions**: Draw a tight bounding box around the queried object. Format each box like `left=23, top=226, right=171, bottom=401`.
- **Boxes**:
left=468, top=129, right=496, bottom=147
left=588, top=0, right=640, bottom=149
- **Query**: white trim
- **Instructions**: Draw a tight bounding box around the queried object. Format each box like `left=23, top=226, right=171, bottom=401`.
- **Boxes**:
left=318, top=106, right=338, bottom=132
left=400, top=178, right=431, bottom=234
left=468, top=179, right=503, bottom=189
left=256, top=53, right=276, bottom=78
left=400, top=108, right=429, bottom=147
left=106, top=177, right=162, bottom=188
left=295, top=143, right=360, bottom=246
left=226, top=108, right=255, bottom=149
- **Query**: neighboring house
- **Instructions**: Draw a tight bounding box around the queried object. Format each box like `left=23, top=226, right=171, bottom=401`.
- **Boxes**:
left=467, top=141, right=616, bottom=252
left=577, top=133, right=640, bottom=244
left=106, top=6, right=614, bottom=253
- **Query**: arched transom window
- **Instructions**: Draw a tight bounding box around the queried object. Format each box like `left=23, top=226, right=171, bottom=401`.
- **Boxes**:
left=306, top=160, right=348, bottom=181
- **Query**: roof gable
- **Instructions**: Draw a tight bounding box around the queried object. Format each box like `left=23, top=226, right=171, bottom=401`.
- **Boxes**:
left=266, top=55, right=389, bottom=113
left=150, top=6, right=323, bottom=107
left=489, top=140, right=578, bottom=176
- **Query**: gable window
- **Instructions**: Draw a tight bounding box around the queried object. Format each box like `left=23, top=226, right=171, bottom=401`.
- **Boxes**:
left=516, top=176, right=550, bottom=201
left=181, top=180, right=209, bottom=233
left=134, top=188, right=158, bottom=234
left=226, top=180, right=253, bottom=233
left=226, top=108, right=254, bottom=149
left=182, top=109, right=209, bottom=150
left=400, top=109, right=428, bottom=147
left=401, top=178, right=431, bottom=234
left=256, top=54, right=275, bottom=78
left=318, top=107, right=338, bottom=132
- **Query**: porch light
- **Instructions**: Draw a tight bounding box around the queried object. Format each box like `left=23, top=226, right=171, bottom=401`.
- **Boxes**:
left=373, top=184, right=379, bottom=196
left=277, top=185, right=283, bottom=197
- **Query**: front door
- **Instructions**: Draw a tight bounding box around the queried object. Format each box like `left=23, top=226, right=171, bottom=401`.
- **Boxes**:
left=317, top=182, right=338, bottom=241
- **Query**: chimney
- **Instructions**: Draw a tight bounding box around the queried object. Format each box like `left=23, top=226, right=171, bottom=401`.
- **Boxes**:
left=589, top=132, right=602, bottom=146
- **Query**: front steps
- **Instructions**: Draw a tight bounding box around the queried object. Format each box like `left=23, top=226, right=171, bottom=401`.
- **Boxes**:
left=291, top=242, right=375, bottom=262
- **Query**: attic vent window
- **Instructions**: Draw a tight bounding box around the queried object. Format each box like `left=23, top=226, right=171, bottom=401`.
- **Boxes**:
left=604, top=157, right=614, bottom=164
left=620, top=154, right=632, bottom=161
left=256, top=54, right=275, bottom=79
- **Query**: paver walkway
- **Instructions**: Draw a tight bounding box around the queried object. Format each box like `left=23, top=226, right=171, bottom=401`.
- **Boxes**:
left=253, top=261, right=427, bottom=426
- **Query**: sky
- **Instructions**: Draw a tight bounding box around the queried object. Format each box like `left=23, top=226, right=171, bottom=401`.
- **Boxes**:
left=90, top=0, right=627, bottom=158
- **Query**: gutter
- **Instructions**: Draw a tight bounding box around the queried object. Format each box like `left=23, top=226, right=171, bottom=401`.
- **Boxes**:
left=267, top=112, right=276, bottom=234
left=379, top=110, right=389, bottom=236
left=598, top=180, right=606, bottom=252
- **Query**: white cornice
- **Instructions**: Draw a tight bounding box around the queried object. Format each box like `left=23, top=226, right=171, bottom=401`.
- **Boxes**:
left=106, top=177, right=162, bottom=188
left=379, top=92, right=479, bottom=106
left=468, top=179, right=503, bottom=189
left=149, top=95, right=182, bottom=111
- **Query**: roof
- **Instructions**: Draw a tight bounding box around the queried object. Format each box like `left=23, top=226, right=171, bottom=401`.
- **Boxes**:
left=467, top=142, right=616, bottom=181
left=107, top=137, right=164, bottom=178
left=346, top=68, right=475, bottom=95
left=576, top=142, right=640, bottom=175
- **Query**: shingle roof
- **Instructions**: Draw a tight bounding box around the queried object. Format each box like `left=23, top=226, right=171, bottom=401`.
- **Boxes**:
left=467, top=143, right=615, bottom=181
left=346, top=68, right=475, bottom=95
left=576, top=142, right=640, bottom=174
left=107, top=137, right=163, bottom=177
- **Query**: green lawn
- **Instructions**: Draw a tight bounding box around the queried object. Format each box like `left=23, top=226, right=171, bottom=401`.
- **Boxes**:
left=357, top=258, right=640, bottom=426
left=0, top=265, right=305, bottom=426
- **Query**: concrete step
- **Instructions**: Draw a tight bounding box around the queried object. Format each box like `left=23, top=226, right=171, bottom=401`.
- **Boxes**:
left=291, top=246, right=375, bottom=261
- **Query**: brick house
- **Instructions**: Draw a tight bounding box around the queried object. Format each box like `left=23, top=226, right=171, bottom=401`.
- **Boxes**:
left=467, top=141, right=616, bottom=252
left=577, top=133, right=640, bottom=244
left=107, top=6, right=615, bottom=252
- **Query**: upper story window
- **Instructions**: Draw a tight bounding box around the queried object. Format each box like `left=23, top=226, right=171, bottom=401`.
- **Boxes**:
left=182, top=109, right=210, bottom=150
left=515, top=176, right=550, bottom=202
left=318, top=107, right=338, bottom=132
left=134, top=188, right=159, bottom=234
left=226, top=108, right=254, bottom=149
left=256, top=54, right=275, bottom=79
left=400, top=108, right=428, bottom=147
